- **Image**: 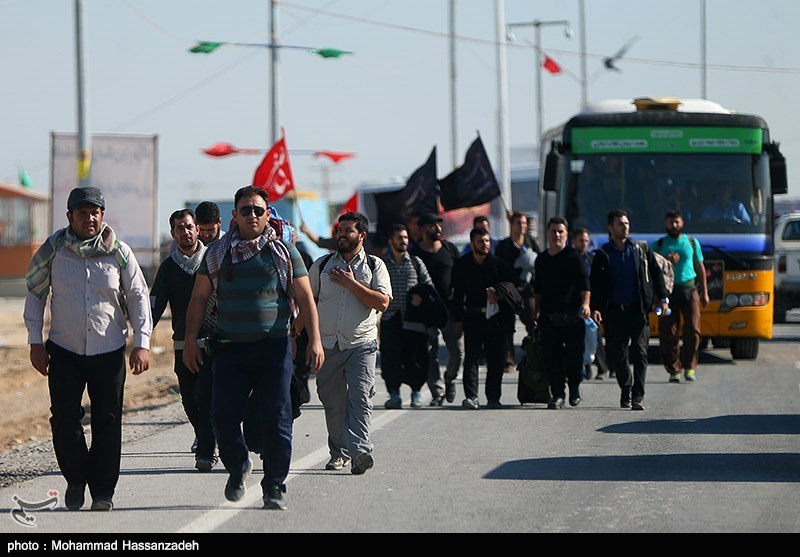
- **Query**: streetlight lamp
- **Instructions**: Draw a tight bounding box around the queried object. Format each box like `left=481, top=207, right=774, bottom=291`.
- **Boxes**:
left=507, top=19, right=572, bottom=144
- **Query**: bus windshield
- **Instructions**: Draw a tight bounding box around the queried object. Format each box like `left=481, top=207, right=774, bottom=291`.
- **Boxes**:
left=564, top=152, right=771, bottom=235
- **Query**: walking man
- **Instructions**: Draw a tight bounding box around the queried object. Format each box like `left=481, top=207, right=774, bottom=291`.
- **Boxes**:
left=183, top=186, right=324, bottom=510
left=533, top=217, right=591, bottom=409
left=151, top=208, right=216, bottom=472
left=652, top=210, right=708, bottom=383
left=590, top=209, right=669, bottom=410
left=410, top=213, right=464, bottom=406
left=195, top=201, right=225, bottom=245
left=308, top=212, right=391, bottom=475
left=571, top=227, right=610, bottom=380
left=24, top=186, right=152, bottom=511
left=451, top=227, right=516, bottom=409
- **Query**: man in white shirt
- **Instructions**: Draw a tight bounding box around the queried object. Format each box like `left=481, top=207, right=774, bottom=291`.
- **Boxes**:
left=307, top=212, right=392, bottom=475
left=24, top=186, right=152, bottom=512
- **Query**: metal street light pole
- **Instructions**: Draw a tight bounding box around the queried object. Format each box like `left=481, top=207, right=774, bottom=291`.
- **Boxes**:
left=508, top=19, right=571, bottom=145
left=270, top=0, right=279, bottom=145
left=74, top=0, right=90, bottom=187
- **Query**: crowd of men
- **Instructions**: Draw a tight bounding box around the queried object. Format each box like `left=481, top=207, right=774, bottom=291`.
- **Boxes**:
left=24, top=185, right=708, bottom=512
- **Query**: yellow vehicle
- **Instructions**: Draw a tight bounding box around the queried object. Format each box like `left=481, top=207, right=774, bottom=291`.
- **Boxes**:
left=539, top=97, right=788, bottom=360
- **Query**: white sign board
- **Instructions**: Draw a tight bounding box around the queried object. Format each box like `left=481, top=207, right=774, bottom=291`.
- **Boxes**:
left=50, top=132, right=158, bottom=266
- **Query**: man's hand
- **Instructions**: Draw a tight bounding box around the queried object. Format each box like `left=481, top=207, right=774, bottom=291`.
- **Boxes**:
left=129, top=347, right=150, bottom=375
left=592, top=310, right=603, bottom=324
left=486, top=288, right=500, bottom=304
left=305, top=337, right=325, bottom=373
left=578, top=303, right=591, bottom=319
left=667, top=251, right=680, bottom=264
left=699, top=290, right=710, bottom=308
left=410, top=294, right=423, bottom=307
left=300, top=222, right=310, bottom=235
left=329, top=265, right=358, bottom=289
left=182, top=338, right=204, bottom=374
left=30, top=344, right=49, bottom=376
left=453, top=321, right=463, bottom=336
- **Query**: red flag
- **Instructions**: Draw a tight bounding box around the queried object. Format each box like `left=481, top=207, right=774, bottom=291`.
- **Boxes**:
left=313, top=150, right=356, bottom=164
left=337, top=192, right=359, bottom=218
left=203, top=142, right=239, bottom=157
left=542, top=55, right=561, bottom=74
left=252, top=133, right=296, bottom=202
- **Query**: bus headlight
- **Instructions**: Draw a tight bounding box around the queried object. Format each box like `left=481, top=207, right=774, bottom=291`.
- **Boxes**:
left=720, top=292, right=770, bottom=311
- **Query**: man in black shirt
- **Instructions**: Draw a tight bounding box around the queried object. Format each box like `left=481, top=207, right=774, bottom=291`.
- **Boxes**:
left=410, top=213, right=464, bottom=406
left=533, top=217, right=591, bottom=409
left=451, top=228, right=516, bottom=409
left=151, top=209, right=217, bottom=471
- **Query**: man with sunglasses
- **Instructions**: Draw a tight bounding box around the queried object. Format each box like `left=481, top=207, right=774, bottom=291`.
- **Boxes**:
left=183, top=186, right=324, bottom=511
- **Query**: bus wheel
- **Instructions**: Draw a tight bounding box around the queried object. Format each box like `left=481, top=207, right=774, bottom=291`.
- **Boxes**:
left=730, top=338, right=759, bottom=360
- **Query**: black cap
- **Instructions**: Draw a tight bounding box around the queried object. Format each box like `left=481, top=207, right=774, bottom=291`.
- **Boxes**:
left=417, top=213, right=443, bottom=227
left=67, top=187, right=105, bottom=211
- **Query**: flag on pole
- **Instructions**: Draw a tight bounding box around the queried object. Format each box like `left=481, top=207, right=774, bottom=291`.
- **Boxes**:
left=542, top=54, right=562, bottom=74
left=374, top=147, right=438, bottom=240
left=18, top=166, right=33, bottom=188
left=438, top=136, right=501, bottom=211
left=337, top=192, right=359, bottom=218
left=252, top=132, right=296, bottom=202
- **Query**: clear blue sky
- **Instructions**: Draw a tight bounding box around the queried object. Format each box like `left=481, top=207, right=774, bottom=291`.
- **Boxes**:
left=2, top=0, right=799, bottom=240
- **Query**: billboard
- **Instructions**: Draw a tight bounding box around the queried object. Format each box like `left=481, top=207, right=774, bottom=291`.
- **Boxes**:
left=50, top=132, right=158, bottom=266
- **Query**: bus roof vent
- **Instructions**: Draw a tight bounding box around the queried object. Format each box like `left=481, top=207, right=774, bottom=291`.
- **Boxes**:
left=633, top=96, right=682, bottom=111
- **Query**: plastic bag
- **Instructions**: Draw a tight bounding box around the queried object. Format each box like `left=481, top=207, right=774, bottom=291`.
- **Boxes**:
left=583, top=317, right=598, bottom=365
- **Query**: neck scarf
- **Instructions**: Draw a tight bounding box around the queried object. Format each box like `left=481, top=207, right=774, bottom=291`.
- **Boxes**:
left=26, top=223, right=127, bottom=300
left=171, top=243, right=206, bottom=275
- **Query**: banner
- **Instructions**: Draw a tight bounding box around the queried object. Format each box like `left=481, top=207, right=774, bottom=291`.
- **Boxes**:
left=439, top=136, right=501, bottom=211
left=252, top=132, right=296, bottom=202
left=375, top=147, right=438, bottom=240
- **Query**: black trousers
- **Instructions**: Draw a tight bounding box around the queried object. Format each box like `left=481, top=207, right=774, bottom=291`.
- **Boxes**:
left=380, top=313, right=429, bottom=393
left=174, top=350, right=216, bottom=459
left=604, top=307, right=649, bottom=401
left=462, top=313, right=507, bottom=403
left=46, top=341, right=126, bottom=499
left=540, top=318, right=585, bottom=400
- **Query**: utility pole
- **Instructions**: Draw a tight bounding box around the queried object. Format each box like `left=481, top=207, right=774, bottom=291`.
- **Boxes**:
left=449, top=0, right=458, bottom=170
left=270, top=0, right=279, bottom=144
left=495, top=0, right=511, bottom=235
left=74, top=0, right=90, bottom=187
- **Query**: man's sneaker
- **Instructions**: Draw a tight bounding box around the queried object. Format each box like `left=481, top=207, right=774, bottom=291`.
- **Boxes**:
left=410, top=391, right=423, bottom=408
left=195, top=454, right=218, bottom=472
left=351, top=452, right=374, bottom=475
left=429, top=395, right=444, bottom=407
left=90, top=497, right=113, bottom=512
left=263, top=484, right=287, bottom=511
left=224, top=458, right=252, bottom=502
left=684, top=369, right=696, bottom=382
left=631, top=398, right=645, bottom=411
left=324, top=456, right=351, bottom=471
left=384, top=393, right=402, bottom=410
left=461, top=397, right=479, bottom=410
left=547, top=397, right=565, bottom=410
left=620, top=399, right=633, bottom=409
left=65, top=483, right=85, bottom=511
left=594, top=372, right=607, bottom=381
left=445, top=382, right=457, bottom=403
left=669, top=373, right=681, bottom=383
left=486, top=400, right=503, bottom=409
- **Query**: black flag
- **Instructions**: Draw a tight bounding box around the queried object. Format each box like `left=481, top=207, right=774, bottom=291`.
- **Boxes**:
left=439, top=136, right=501, bottom=211
left=375, top=146, right=438, bottom=240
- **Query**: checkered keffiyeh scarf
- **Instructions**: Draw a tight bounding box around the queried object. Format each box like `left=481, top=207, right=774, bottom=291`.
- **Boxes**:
left=26, top=223, right=128, bottom=300
left=204, top=221, right=296, bottom=315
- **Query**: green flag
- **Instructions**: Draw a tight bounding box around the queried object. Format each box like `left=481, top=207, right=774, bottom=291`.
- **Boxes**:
left=310, top=48, right=352, bottom=59
left=18, top=167, right=33, bottom=188
left=189, top=41, right=225, bottom=54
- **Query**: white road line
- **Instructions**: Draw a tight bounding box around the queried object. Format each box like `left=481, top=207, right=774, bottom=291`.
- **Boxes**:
left=178, top=407, right=410, bottom=533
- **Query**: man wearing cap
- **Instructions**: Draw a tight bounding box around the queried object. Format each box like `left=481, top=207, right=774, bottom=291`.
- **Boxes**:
left=24, top=186, right=152, bottom=512
left=410, top=213, right=464, bottom=406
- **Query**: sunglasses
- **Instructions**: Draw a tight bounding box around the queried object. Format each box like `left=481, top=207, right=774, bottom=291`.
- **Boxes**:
left=238, top=205, right=267, bottom=217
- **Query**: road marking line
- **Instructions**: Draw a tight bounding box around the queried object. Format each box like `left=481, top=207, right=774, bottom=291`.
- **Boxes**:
left=178, top=407, right=409, bottom=533
left=795, top=361, right=800, bottom=370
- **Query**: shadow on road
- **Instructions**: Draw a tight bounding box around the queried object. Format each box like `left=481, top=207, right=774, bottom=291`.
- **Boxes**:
left=486, top=452, right=800, bottom=482
left=599, top=414, right=800, bottom=435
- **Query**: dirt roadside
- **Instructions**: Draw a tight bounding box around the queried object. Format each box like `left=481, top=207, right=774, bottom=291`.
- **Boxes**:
left=0, top=298, right=180, bottom=452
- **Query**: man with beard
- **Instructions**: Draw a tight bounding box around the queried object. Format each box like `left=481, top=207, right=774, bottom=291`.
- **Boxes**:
left=590, top=209, right=669, bottom=411
left=381, top=224, right=434, bottom=409
left=24, top=186, right=152, bottom=511
left=410, top=213, right=464, bottom=406
left=183, top=186, right=324, bottom=511
left=451, top=227, right=515, bottom=409
left=151, top=209, right=217, bottom=472
left=195, top=201, right=225, bottom=245
left=652, top=210, right=708, bottom=383
left=307, top=212, right=391, bottom=475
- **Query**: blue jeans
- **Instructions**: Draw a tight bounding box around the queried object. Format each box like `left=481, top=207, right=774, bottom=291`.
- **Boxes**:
left=212, top=336, right=293, bottom=490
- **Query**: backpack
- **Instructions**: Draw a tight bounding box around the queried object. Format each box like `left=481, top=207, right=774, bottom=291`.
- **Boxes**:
left=651, top=236, right=697, bottom=297
left=317, top=251, right=377, bottom=281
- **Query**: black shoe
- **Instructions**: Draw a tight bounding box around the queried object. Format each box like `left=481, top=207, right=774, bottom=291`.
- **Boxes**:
left=224, top=459, right=252, bottom=502
left=595, top=371, right=607, bottom=381
left=351, top=452, right=374, bottom=475
left=263, top=484, right=287, bottom=510
left=65, top=483, right=85, bottom=511
left=190, top=437, right=198, bottom=454
left=486, top=400, right=503, bottom=409
left=547, top=398, right=565, bottom=409
left=445, top=382, right=456, bottom=403
left=620, top=399, right=632, bottom=409
left=569, top=387, right=582, bottom=407
left=195, top=454, right=218, bottom=472
left=632, top=397, right=645, bottom=411
left=90, top=497, right=113, bottom=512
left=429, top=396, right=444, bottom=407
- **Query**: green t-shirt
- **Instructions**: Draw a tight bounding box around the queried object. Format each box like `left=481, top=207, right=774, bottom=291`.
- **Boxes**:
left=651, top=235, right=703, bottom=285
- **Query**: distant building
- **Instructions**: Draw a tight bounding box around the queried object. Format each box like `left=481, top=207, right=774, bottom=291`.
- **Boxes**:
left=0, top=181, right=48, bottom=279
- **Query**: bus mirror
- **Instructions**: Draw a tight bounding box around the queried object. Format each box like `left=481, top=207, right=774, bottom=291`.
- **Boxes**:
left=543, top=151, right=559, bottom=192
left=768, top=143, right=788, bottom=195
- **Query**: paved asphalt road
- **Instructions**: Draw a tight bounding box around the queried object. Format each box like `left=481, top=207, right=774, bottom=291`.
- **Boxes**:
left=1, top=317, right=798, bottom=536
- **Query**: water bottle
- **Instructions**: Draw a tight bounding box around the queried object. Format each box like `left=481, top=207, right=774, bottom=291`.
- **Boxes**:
left=654, top=306, right=672, bottom=317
